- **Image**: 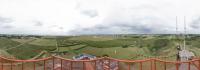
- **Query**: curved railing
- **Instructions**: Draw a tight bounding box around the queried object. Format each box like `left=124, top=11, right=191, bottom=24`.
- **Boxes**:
left=1, top=56, right=200, bottom=70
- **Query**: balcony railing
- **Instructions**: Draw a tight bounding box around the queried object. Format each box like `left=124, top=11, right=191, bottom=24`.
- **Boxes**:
left=0, top=56, right=200, bottom=70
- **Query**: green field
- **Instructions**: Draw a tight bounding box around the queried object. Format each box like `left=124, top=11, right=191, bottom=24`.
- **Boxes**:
left=29, top=38, right=57, bottom=46
left=0, top=38, right=21, bottom=50
left=1, top=34, right=200, bottom=60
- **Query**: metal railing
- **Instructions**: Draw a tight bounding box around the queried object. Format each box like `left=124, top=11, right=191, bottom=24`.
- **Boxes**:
left=0, top=56, right=200, bottom=70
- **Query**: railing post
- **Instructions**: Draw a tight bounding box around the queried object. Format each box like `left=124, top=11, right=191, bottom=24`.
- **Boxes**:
left=140, top=62, right=143, bottom=70
left=94, top=60, right=96, bottom=70
left=164, top=62, right=166, bottom=70
left=53, top=57, right=55, bottom=70
left=34, top=62, right=36, bottom=70
left=22, top=62, right=24, bottom=70
left=71, top=61, right=73, bottom=70
left=108, top=59, right=110, bottom=70
left=154, top=60, right=156, bottom=70
left=44, top=60, right=46, bottom=70
left=151, top=60, right=153, bottom=70
left=199, top=60, right=200, bottom=70
left=128, top=63, right=130, bottom=70
left=1, top=62, right=3, bottom=70
left=117, top=61, right=119, bottom=70
left=188, top=62, right=190, bottom=70
left=11, top=62, right=13, bottom=70
left=176, top=63, right=179, bottom=70
left=61, top=59, right=62, bottom=70
left=83, top=62, right=85, bottom=70
left=102, top=60, right=103, bottom=70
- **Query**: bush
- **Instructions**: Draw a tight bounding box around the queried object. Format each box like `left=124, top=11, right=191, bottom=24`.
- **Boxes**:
left=122, top=45, right=129, bottom=48
left=150, top=39, right=170, bottom=52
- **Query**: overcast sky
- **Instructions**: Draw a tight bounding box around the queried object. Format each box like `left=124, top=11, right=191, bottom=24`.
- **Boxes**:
left=1, top=0, right=200, bottom=35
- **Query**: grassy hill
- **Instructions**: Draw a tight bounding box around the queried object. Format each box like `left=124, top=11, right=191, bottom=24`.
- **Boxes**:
left=60, top=36, right=177, bottom=60
left=29, top=38, right=57, bottom=46
left=1, top=34, right=200, bottom=60
left=0, top=37, right=57, bottom=59
left=0, top=38, right=21, bottom=50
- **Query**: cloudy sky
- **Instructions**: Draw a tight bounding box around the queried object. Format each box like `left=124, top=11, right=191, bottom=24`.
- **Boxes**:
left=0, top=0, right=200, bottom=35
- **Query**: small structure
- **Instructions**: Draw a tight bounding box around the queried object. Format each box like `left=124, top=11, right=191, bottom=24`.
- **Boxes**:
left=179, top=50, right=194, bottom=61
left=73, top=54, right=96, bottom=60
left=177, top=45, right=195, bottom=61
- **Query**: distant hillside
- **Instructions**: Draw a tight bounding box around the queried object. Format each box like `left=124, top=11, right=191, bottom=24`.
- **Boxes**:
left=1, top=34, right=200, bottom=60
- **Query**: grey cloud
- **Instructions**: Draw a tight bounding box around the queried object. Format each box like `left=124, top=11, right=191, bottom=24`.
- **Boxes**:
left=69, top=17, right=175, bottom=34
left=33, top=21, right=43, bottom=26
left=2, top=25, right=14, bottom=29
left=69, top=24, right=153, bottom=35
left=131, top=5, right=158, bottom=10
left=68, top=17, right=169, bottom=35
left=59, top=27, right=63, bottom=30
left=113, top=22, right=155, bottom=33
left=48, top=25, right=64, bottom=30
left=0, top=16, right=14, bottom=29
left=81, top=10, right=98, bottom=18
left=190, top=17, right=200, bottom=29
left=75, top=1, right=98, bottom=18
left=75, top=1, right=81, bottom=9
left=49, top=25, right=58, bottom=28
left=0, top=16, right=13, bottom=24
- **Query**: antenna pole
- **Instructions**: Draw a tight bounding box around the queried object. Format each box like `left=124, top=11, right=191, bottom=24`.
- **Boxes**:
left=184, top=16, right=186, bottom=50
left=176, top=16, right=178, bottom=35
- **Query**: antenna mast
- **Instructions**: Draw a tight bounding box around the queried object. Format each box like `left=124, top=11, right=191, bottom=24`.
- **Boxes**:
left=183, top=16, right=186, bottom=50
left=176, top=16, right=178, bottom=36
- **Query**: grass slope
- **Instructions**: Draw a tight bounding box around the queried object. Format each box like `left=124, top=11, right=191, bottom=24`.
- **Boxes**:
left=6, top=43, right=56, bottom=59
left=29, top=38, right=57, bottom=46
left=0, top=38, right=21, bottom=50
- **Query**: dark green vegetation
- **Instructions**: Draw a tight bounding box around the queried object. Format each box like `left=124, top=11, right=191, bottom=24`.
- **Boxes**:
left=1, top=34, right=200, bottom=60
left=80, top=39, right=135, bottom=48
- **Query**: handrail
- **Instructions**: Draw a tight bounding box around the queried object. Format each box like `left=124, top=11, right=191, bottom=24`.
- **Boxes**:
left=1, top=56, right=200, bottom=70
left=107, top=57, right=152, bottom=62
left=1, top=55, right=200, bottom=63
left=0, top=56, right=52, bottom=62
left=53, top=56, right=104, bottom=62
